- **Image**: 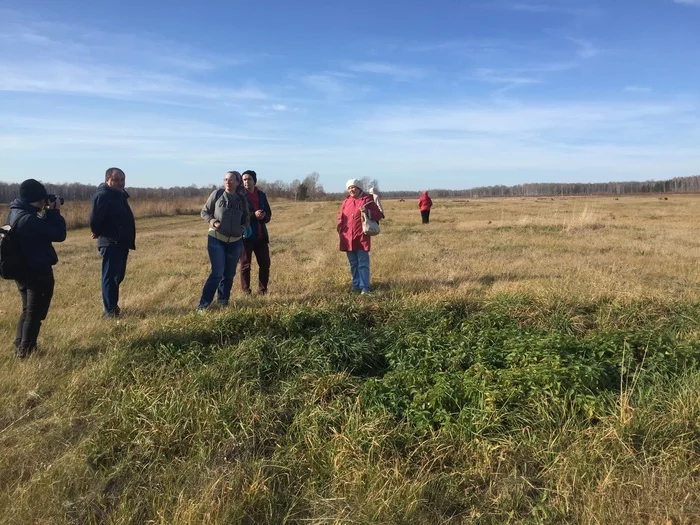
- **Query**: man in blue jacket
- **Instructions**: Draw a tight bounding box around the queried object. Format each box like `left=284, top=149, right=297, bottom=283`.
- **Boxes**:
left=7, top=179, right=66, bottom=358
left=89, top=167, right=136, bottom=318
left=239, top=170, right=272, bottom=295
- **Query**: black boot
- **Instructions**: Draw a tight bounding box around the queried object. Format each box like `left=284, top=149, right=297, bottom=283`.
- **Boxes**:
left=15, top=343, right=36, bottom=359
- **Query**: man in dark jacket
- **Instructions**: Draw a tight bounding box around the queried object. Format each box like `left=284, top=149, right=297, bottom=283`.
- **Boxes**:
left=89, top=167, right=136, bottom=318
left=239, top=170, right=272, bottom=295
left=7, top=179, right=67, bottom=358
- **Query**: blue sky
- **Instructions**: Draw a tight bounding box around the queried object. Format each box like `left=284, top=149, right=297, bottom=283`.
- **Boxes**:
left=1, top=0, right=699, bottom=191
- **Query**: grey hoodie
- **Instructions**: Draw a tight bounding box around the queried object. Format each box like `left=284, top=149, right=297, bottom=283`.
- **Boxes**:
left=201, top=189, right=250, bottom=241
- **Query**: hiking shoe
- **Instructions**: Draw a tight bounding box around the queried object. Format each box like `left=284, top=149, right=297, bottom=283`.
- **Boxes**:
left=15, top=344, right=35, bottom=359
left=105, top=307, right=120, bottom=319
left=360, top=290, right=371, bottom=295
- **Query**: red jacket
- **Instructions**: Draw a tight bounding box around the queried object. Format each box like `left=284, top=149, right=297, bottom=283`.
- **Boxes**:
left=337, top=192, right=382, bottom=251
left=418, top=192, right=432, bottom=211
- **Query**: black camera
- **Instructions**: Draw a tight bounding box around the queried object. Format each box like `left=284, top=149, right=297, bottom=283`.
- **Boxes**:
left=46, top=194, right=65, bottom=206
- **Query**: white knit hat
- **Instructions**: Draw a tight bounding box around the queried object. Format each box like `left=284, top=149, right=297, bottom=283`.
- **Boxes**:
left=346, top=178, right=362, bottom=190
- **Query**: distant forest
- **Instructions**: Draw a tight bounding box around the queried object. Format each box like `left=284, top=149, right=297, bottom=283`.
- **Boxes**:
left=1, top=173, right=699, bottom=203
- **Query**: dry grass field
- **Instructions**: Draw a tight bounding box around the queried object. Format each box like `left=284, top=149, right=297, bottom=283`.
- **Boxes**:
left=1, top=194, right=699, bottom=523
left=3, top=194, right=699, bottom=313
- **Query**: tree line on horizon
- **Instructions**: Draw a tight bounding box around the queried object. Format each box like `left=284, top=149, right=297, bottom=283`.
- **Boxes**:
left=1, top=173, right=698, bottom=203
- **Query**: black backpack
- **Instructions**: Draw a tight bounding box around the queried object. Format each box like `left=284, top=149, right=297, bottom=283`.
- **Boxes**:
left=0, top=213, right=28, bottom=280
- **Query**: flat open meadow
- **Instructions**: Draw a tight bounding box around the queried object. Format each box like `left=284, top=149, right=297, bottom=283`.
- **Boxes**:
left=1, top=194, right=699, bottom=523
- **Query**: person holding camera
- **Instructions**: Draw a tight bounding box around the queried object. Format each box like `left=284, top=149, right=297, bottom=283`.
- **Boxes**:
left=6, top=179, right=66, bottom=358
left=89, top=167, right=136, bottom=318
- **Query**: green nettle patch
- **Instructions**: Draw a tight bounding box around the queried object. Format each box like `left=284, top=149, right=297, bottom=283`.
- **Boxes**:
left=83, top=299, right=699, bottom=464
left=362, top=310, right=699, bottom=431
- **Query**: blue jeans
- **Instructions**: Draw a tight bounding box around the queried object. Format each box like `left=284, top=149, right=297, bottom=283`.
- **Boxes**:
left=199, top=236, right=243, bottom=308
left=346, top=250, right=370, bottom=292
left=99, top=246, right=129, bottom=315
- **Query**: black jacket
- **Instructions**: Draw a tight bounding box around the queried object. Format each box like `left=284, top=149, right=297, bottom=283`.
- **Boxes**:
left=244, top=189, right=272, bottom=243
left=7, top=199, right=66, bottom=274
left=89, top=183, right=136, bottom=250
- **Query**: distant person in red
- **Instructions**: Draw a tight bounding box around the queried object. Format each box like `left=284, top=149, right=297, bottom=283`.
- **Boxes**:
left=418, top=191, right=432, bottom=224
left=337, top=179, right=383, bottom=294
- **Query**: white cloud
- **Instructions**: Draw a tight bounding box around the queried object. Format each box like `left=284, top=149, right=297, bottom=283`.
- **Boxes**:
left=472, top=68, right=540, bottom=94
left=301, top=73, right=347, bottom=96
left=344, top=61, right=425, bottom=80
left=2, top=97, right=699, bottom=190
left=0, top=62, right=267, bottom=103
left=623, top=85, right=653, bottom=93
left=487, top=1, right=600, bottom=16
left=674, top=0, right=700, bottom=6
left=409, top=34, right=591, bottom=94
left=0, top=10, right=267, bottom=105
left=0, top=9, right=244, bottom=74
left=406, top=37, right=529, bottom=58
left=356, top=100, right=694, bottom=138
left=567, top=38, right=601, bottom=59
left=471, top=61, right=576, bottom=93
left=299, top=71, right=369, bottom=100
left=0, top=114, right=287, bottom=154
left=474, top=68, right=540, bottom=85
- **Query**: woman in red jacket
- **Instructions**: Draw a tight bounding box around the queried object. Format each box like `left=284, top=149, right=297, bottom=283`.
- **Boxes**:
left=337, top=179, right=382, bottom=294
left=418, top=191, right=432, bottom=224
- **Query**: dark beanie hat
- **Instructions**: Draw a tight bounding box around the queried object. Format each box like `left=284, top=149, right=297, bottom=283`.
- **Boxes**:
left=19, top=179, right=48, bottom=202
left=242, top=170, right=257, bottom=184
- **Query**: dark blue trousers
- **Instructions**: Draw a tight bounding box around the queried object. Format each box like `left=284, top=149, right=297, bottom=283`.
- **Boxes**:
left=99, top=246, right=129, bottom=316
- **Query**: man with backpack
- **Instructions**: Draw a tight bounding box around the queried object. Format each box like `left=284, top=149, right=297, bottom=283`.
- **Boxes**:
left=4, top=179, right=66, bottom=358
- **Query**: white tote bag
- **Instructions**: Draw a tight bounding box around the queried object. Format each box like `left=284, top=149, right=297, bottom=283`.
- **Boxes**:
left=361, top=208, right=380, bottom=236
